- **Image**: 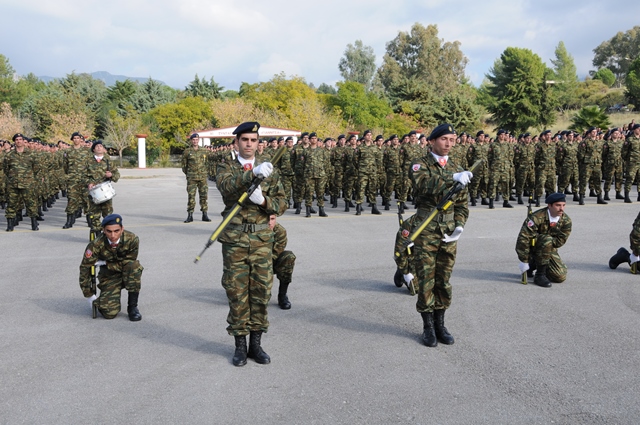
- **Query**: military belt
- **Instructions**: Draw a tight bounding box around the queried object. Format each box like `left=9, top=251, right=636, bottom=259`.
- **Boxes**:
left=436, top=212, right=455, bottom=223
left=228, top=223, right=270, bottom=233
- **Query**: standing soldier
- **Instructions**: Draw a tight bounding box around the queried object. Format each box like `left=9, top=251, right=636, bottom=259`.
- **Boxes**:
left=602, top=128, right=625, bottom=201
left=399, top=131, right=423, bottom=213
left=291, top=132, right=309, bottom=214
left=556, top=131, right=579, bottom=201
left=62, top=132, right=90, bottom=229
left=577, top=127, right=606, bottom=205
left=487, top=129, right=513, bottom=208
left=330, top=135, right=346, bottom=208
left=302, top=133, right=328, bottom=217
left=374, top=135, right=386, bottom=203
left=622, top=123, right=640, bottom=203
left=275, top=136, right=295, bottom=207
left=514, top=133, right=535, bottom=204
left=534, top=130, right=557, bottom=207
left=405, top=124, right=471, bottom=347
left=182, top=133, right=212, bottom=223
left=354, top=130, right=381, bottom=215
left=86, top=140, right=120, bottom=235
left=467, top=131, right=488, bottom=206
left=342, top=134, right=358, bottom=212
left=4, top=133, right=40, bottom=231
left=383, top=134, right=402, bottom=210
left=216, top=121, right=287, bottom=367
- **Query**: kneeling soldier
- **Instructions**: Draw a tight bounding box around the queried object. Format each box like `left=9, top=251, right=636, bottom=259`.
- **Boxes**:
left=609, top=211, right=640, bottom=273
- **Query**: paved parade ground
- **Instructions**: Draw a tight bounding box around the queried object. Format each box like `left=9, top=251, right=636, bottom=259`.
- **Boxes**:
left=2, top=167, right=640, bottom=425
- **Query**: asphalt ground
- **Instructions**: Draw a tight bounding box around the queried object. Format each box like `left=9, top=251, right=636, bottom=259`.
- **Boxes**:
left=2, top=167, right=640, bottom=425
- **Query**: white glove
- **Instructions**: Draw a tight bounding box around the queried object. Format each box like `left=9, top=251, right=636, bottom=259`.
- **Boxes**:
left=452, top=171, right=473, bottom=186
left=442, top=226, right=463, bottom=243
left=95, top=260, right=106, bottom=267
left=249, top=185, right=265, bottom=205
left=407, top=242, right=414, bottom=249
left=519, top=261, right=530, bottom=273
left=630, top=253, right=640, bottom=263
left=253, top=162, right=273, bottom=179
left=403, top=273, right=414, bottom=284
left=87, top=294, right=97, bottom=307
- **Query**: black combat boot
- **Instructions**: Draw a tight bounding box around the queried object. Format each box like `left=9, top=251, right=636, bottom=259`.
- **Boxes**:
left=6, top=217, right=14, bottom=232
left=61, top=189, right=67, bottom=197
left=371, top=203, right=381, bottom=215
left=0, top=201, right=5, bottom=209
left=293, top=201, right=300, bottom=209
left=344, top=202, right=349, bottom=212
left=433, top=309, right=454, bottom=345
left=295, top=204, right=302, bottom=214
left=355, top=203, right=362, bottom=215
left=624, top=190, right=632, bottom=203
left=517, top=194, right=523, bottom=205
left=534, top=264, right=552, bottom=288
left=37, top=206, right=44, bottom=221
left=399, top=202, right=405, bottom=214
left=535, top=196, right=541, bottom=207
left=503, top=200, right=513, bottom=208
left=348, top=200, right=355, bottom=208
left=383, top=199, right=390, bottom=210
left=55, top=192, right=60, bottom=200
left=597, top=194, right=608, bottom=205
left=62, top=214, right=74, bottom=229
left=75, top=209, right=82, bottom=219
left=42, top=200, right=48, bottom=212
left=616, top=191, right=624, bottom=199
left=420, top=312, right=438, bottom=347
left=637, top=192, right=640, bottom=202
left=232, top=335, right=248, bottom=367
left=184, top=212, right=193, bottom=223
left=579, top=194, right=585, bottom=205
left=319, top=206, right=328, bottom=217
left=332, top=197, right=338, bottom=208
left=31, top=216, right=39, bottom=231
left=603, top=191, right=610, bottom=201
left=305, top=205, right=312, bottom=217
left=393, top=269, right=404, bottom=288
left=509, top=193, right=516, bottom=201
left=481, top=198, right=489, bottom=205
left=470, top=196, right=476, bottom=206
left=309, top=206, right=317, bottom=214
left=127, top=292, right=142, bottom=321
left=589, top=189, right=596, bottom=197
left=248, top=331, right=270, bottom=364
left=488, top=198, right=494, bottom=209
left=573, top=193, right=580, bottom=202
left=278, top=281, right=291, bottom=309
left=202, top=212, right=211, bottom=222
left=609, top=247, right=630, bottom=269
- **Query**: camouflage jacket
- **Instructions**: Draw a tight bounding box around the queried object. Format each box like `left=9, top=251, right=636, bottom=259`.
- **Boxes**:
left=488, top=141, right=512, bottom=173
left=86, top=155, right=120, bottom=187
left=577, top=137, right=602, bottom=166
left=342, top=147, right=357, bottom=175
left=602, top=139, right=623, bottom=166
left=79, top=230, right=141, bottom=297
left=556, top=141, right=577, bottom=168
left=622, top=135, right=640, bottom=164
left=355, top=144, right=378, bottom=176
left=515, top=208, right=572, bottom=262
left=535, top=141, right=557, bottom=171
left=273, top=223, right=288, bottom=259
left=182, top=147, right=210, bottom=180
left=631, top=212, right=640, bottom=256
left=64, top=147, right=91, bottom=182
left=3, top=149, right=38, bottom=189
left=276, top=147, right=294, bottom=176
left=303, top=146, right=326, bottom=178
left=383, top=146, right=402, bottom=173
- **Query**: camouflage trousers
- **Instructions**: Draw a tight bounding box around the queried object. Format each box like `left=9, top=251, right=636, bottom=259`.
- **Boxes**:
left=532, top=234, right=567, bottom=283
left=489, top=170, right=511, bottom=198
left=5, top=186, right=38, bottom=218
left=356, top=173, right=377, bottom=204
left=96, top=260, right=143, bottom=319
left=515, top=165, right=535, bottom=194
left=412, top=230, right=456, bottom=313
left=221, top=240, right=274, bottom=336
left=281, top=175, right=294, bottom=204
left=535, top=168, right=556, bottom=197
left=304, top=176, right=326, bottom=207
left=603, top=161, right=623, bottom=193
left=398, top=175, right=411, bottom=202
left=557, top=163, right=578, bottom=193
left=468, top=171, right=487, bottom=199
left=65, top=180, right=88, bottom=214
left=625, top=162, right=640, bottom=193
left=383, top=172, right=401, bottom=203
left=274, top=250, right=296, bottom=285
left=186, top=178, right=208, bottom=212
left=332, top=171, right=343, bottom=198
left=88, top=198, right=114, bottom=230
left=342, top=173, right=356, bottom=202
left=579, top=164, right=602, bottom=196
left=293, top=173, right=305, bottom=204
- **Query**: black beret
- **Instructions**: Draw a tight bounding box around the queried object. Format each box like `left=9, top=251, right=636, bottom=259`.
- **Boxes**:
left=324, top=137, right=332, bottom=142
left=189, top=133, right=199, bottom=140
left=70, top=132, right=83, bottom=140
left=524, top=133, right=531, bottom=137
left=309, top=132, right=317, bottom=138
left=268, top=138, right=276, bottom=142
left=338, top=134, right=346, bottom=140
left=408, top=130, right=417, bottom=136
left=476, top=130, right=485, bottom=137
left=545, top=193, right=566, bottom=204
left=91, top=140, right=104, bottom=151
left=277, top=137, right=284, bottom=142
left=285, top=136, right=293, bottom=141
left=429, top=123, right=456, bottom=140
left=301, top=132, right=309, bottom=137
left=587, top=126, right=597, bottom=132
left=101, top=214, right=123, bottom=227
left=347, top=134, right=357, bottom=141
left=419, top=134, right=426, bottom=140
left=497, top=129, right=507, bottom=135
left=540, top=130, right=551, bottom=136
left=12, top=133, right=25, bottom=141
left=375, top=135, right=384, bottom=141
left=233, top=122, right=260, bottom=135
left=390, top=134, right=398, bottom=139
left=363, top=129, right=372, bottom=136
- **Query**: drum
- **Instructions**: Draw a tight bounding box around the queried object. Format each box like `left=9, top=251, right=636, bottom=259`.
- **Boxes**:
left=89, top=181, right=116, bottom=204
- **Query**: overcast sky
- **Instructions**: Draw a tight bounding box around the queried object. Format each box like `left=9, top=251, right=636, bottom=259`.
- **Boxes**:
left=1, top=0, right=638, bottom=91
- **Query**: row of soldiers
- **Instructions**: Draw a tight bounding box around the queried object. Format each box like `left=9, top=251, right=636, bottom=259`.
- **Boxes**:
left=1, top=132, right=119, bottom=232
left=204, top=123, right=640, bottom=215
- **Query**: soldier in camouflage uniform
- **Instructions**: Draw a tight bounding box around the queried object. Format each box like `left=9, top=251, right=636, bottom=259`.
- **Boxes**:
left=291, top=133, right=309, bottom=213
left=602, top=128, right=625, bottom=201
left=383, top=134, right=402, bottom=210
left=514, top=133, right=535, bottom=204
left=4, top=134, right=40, bottom=231
left=516, top=193, right=572, bottom=287
left=0, top=141, right=7, bottom=209
left=182, top=133, right=212, bottom=223
left=374, top=135, right=386, bottom=202
left=63, top=132, right=91, bottom=229
left=330, top=135, right=346, bottom=208
left=622, top=123, right=640, bottom=203
left=79, top=214, right=143, bottom=321
left=609, top=211, right=640, bottom=272
left=534, top=130, right=558, bottom=207
left=577, top=127, right=606, bottom=205
left=466, top=131, right=488, bottom=206
left=275, top=137, right=294, bottom=207
left=302, top=133, right=328, bottom=217
left=556, top=131, right=579, bottom=201
left=216, top=122, right=287, bottom=367
left=354, top=130, right=381, bottom=215
left=404, top=123, right=471, bottom=347
left=269, top=214, right=296, bottom=309
left=86, top=141, right=120, bottom=234
left=342, top=135, right=357, bottom=212
left=398, top=131, right=423, bottom=213
left=487, top=129, right=513, bottom=208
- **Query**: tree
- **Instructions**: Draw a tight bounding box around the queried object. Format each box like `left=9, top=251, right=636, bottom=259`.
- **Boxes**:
left=550, top=41, right=579, bottom=112
left=58, top=72, right=108, bottom=114
left=185, top=74, right=223, bottom=100
left=484, top=47, right=556, bottom=134
left=48, top=110, right=94, bottom=142
left=130, top=79, right=177, bottom=113
left=104, top=108, right=141, bottom=166
left=593, top=68, right=616, bottom=87
left=569, top=106, right=611, bottom=132
left=332, top=81, right=391, bottom=129
left=149, top=96, right=214, bottom=151
left=316, top=83, right=337, bottom=95
left=338, top=40, right=376, bottom=90
left=625, top=57, right=640, bottom=109
left=592, top=26, right=640, bottom=84
left=0, top=102, right=22, bottom=139
left=210, top=97, right=284, bottom=128
left=0, top=56, right=44, bottom=109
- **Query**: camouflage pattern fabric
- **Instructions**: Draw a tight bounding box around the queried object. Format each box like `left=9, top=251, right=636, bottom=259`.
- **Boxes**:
left=488, top=141, right=513, bottom=198
left=273, top=223, right=295, bottom=284
left=602, top=138, right=624, bottom=193
left=3, top=149, right=39, bottom=218
left=355, top=144, right=378, bottom=204
left=556, top=140, right=578, bottom=193
left=622, top=135, right=640, bottom=193
left=630, top=212, right=640, bottom=256
left=64, top=147, right=91, bottom=214
left=535, top=141, right=557, bottom=197
left=86, top=156, right=120, bottom=229
left=577, top=137, right=603, bottom=196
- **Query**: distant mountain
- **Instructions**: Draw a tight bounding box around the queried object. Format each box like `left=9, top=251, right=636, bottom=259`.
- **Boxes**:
left=38, top=71, right=165, bottom=86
